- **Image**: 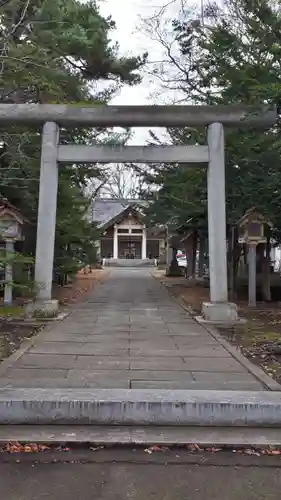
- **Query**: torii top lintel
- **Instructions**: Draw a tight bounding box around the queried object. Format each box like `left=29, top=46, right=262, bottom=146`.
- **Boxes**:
left=0, top=104, right=276, bottom=128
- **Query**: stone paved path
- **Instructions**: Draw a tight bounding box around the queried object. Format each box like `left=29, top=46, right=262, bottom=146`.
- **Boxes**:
left=0, top=269, right=272, bottom=390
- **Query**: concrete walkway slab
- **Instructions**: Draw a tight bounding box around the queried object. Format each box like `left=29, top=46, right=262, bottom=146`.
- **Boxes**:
left=0, top=268, right=279, bottom=391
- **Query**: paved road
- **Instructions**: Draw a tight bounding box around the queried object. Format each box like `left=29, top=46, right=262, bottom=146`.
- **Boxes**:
left=2, top=451, right=281, bottom=500
left=0, top=269, right=269, bottom=389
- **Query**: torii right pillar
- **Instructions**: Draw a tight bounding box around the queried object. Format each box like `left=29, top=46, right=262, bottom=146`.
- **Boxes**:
left=201, top=122, right=238, bottom=323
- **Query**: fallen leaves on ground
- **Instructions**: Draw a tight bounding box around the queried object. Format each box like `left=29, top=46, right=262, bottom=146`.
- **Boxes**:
left=1, top=442, right=281, bottom=457
left=205, top=447, right=223, bottom=453
left=54, top=270, right=107, bottom=306
left=144, top=445, right=169, bottom=454
left=186, top=444, right=202, bottom=452
left=1, top=442, right=50, bottom=453
left=267, top=449, right=281, bottom=455
left=54, top=445, right=71, bottom=452
left=244, top=449, right=261, bottom=456
left=89, top=445, right=104, bottom=451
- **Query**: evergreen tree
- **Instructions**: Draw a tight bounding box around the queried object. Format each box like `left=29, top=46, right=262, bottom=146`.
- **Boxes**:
left=0, top=0, right=147, bottom=282
left=144, top=0, right=281, bottom=240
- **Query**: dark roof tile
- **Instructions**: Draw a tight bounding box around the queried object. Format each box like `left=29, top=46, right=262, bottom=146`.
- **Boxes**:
left=89, top=198, right=147, bottom=227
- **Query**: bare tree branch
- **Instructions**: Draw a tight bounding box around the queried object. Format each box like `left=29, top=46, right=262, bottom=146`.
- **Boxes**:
left=9, top=0, right=31, bottom=37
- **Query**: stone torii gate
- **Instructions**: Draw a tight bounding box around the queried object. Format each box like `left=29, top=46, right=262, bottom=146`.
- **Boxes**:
left=0, top=104, right=276, bottom=321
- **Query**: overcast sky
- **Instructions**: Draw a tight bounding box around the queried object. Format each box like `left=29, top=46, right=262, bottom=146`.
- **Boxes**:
left=99, top=0, right=182, bottom=144
left=99, top=0, right=174, bottom=105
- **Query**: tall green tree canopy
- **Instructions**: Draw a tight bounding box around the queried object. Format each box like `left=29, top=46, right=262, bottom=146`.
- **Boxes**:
left=144, top=0, right=281, bottom=239
left=0, top=0, right=146, bottom=103
left=0, top=0, right=146, bottom=279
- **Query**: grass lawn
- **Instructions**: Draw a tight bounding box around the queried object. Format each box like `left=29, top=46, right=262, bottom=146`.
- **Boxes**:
left=0, top=305, right=24, bottom=317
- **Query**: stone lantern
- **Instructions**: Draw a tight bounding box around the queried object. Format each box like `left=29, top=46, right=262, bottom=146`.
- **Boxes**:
left=238, top=208, right=270, bottom=245
left=0, top=200, right=26, bottom=305
left=238, top=208, right=273, bottom=307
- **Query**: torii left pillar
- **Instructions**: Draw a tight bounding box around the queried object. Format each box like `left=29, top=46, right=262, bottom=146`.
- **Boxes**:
left=33, top=122, right=59, bottom=317
left=201, top=122, right=238, bottom=323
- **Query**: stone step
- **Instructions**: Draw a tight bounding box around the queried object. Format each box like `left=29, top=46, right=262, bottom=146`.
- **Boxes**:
left=1, top=424, right=281, bottom=447
left=0, top=388, right=281, bottom=426
left=103, top=258, right=155, bottom=267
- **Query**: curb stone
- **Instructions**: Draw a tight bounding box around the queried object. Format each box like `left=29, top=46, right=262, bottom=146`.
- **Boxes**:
left=1, top=388, right=281, bottom=426
left=154, top=274, right=281, bottom=392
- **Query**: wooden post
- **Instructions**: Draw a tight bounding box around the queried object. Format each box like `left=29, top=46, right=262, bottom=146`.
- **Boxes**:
left=113, top=224, right=118, bottom=259
left=142, top=228, right=147, bottom=259
left=248, top=243, right=257, bottom=307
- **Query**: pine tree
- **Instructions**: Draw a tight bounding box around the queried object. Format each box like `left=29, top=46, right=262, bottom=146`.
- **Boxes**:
left=0, top=0, right=147, bottom=281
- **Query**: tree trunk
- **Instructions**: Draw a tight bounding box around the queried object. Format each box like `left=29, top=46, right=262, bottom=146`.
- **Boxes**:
left=230, top=230, right=242, bottom=302
left=198, top=238, right=206, bottom=277
left=191, top=232, right=198, bottom=278
left=261, top=239, right=271, bottom=301
left=186, top=239, right=193, bottom=279
left=248, top=243, right=257, bottom=307
left=167, top=247, right=182, bottom=277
